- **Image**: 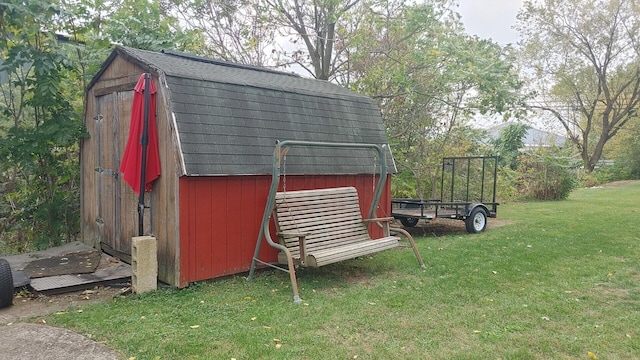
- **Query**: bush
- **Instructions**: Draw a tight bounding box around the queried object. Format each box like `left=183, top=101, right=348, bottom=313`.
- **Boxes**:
left=516, top=148, right=577, bottom=200
left=495, top=166, right=520, bottom=202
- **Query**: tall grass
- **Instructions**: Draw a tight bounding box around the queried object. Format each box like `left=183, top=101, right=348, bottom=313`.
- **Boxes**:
left=45, top=182, right=640, bottom=359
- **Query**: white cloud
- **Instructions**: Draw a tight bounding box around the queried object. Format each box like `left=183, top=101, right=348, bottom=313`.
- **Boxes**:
left=456, top=0, right=524, bottom=45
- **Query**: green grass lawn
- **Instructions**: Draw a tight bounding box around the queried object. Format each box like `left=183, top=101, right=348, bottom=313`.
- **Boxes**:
left=45, top=182, right=640, bottom=359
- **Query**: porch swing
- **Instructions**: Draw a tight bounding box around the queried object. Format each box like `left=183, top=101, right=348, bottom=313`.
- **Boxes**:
left=247, top=140, right=425, bottom=303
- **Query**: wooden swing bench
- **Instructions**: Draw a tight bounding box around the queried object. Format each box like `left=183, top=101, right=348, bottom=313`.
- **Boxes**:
left=275, top=187, right=401, bottom=267
left=271, top=187, right=425, bottom=303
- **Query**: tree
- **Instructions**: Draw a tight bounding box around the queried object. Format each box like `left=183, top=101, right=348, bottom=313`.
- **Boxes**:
left=492, top=123, right=529, bottom=170
left=348, top=1, right=523, bottom=198
left=0, top=0, right=201, bottom=251
left=603, top=116, right=640, bottom=180
left=167, top=0, right=275, bottom=65
left=0, top=0, right=85, bottom=249
left=263, top=0, right=362, bottom=79
left=516, top=0, right=640, bottom=172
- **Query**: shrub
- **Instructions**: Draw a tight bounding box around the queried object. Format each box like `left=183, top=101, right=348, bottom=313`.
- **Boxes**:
left=516, top=147, right=577, bottom=200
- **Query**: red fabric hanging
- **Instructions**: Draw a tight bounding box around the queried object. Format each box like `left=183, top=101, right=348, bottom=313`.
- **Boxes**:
left=119, top=74, right=161, bottom=194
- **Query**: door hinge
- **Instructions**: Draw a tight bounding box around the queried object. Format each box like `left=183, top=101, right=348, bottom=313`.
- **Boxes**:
left=94, top=167, right=119, bottom=178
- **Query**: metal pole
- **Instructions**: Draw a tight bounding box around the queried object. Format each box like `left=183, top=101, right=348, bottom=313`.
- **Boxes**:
left=450, top=158, right=456, bottom=202
left=480, top=157, right=486, bottom=203
left=138, top=73, right=151, bottom=236
left=465, top=157, right=471, bottom=202
left=492, top=156, right=498, bottom=207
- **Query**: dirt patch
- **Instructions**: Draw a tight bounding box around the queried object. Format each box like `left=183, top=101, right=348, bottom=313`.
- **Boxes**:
left=598, top=180, right=640, bottom=188
left=0, top=286, right=127, bottom=325
left=397, top=218, right=512, bottom=238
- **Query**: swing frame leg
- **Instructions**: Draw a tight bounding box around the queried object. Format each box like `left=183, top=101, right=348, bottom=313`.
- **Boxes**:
left=284, top=251, right=303, bottom=304
left=390, top=226, right=427, bottom=269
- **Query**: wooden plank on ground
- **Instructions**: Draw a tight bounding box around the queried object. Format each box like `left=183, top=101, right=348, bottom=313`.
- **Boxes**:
left=29, top=254, right=131, bottom=294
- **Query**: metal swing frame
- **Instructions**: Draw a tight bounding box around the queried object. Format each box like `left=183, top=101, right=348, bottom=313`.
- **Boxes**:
left=247, top=140, right=425, bottom=303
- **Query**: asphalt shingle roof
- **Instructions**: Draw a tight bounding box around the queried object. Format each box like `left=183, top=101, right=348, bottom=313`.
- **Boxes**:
left=109, top=46, right=396, bottom=176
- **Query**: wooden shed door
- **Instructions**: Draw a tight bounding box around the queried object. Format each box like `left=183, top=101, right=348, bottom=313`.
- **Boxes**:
left=94, top=91, right=140, bottom=260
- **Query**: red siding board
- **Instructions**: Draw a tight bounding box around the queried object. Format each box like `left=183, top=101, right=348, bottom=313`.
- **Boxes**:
left=225, top=180, right=244, bottom=273
left=240, top=177, right=259, bottom=268
left=195, top=180, right=214, bottom=279
left=178, top=174, right=393, bottom=285
left=210, top=179, right=228, bottom=276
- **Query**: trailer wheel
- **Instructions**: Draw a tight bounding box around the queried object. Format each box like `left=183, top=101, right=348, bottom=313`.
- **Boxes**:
left=400, top=217, right=419, bottom=227
left=0, top=258, right=14, bottom=309
left=465, top=208, right=487, bottom=234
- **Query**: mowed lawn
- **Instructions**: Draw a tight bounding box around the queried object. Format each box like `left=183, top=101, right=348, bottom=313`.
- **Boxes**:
left=45, top=182, right=640, bottom=359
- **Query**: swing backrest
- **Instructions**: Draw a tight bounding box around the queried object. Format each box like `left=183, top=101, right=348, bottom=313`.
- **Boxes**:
left=274, top=187, right=372, bottom=259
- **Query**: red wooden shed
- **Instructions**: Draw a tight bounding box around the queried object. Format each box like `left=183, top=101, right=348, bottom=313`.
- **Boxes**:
left=81, top=46, right=397, bottom=287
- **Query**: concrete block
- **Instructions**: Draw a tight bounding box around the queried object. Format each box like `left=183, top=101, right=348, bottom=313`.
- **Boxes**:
left=131, top=236, right=157, bottom=294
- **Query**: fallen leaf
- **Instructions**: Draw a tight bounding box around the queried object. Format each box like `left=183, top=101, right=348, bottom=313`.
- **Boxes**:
left=587, top=351, right=598, bottom=360
left=275, top=343, right=282, bottom=349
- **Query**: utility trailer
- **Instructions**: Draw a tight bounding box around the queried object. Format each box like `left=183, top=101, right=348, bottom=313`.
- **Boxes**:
left=392, top=156, right=499, bottom=233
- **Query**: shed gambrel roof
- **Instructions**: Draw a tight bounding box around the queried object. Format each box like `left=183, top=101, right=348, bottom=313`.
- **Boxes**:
left=93, top=46, right=396, bottom=176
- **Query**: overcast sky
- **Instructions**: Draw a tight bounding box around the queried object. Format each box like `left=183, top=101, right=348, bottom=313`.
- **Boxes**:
left=456, top=0, right=525, bottom=45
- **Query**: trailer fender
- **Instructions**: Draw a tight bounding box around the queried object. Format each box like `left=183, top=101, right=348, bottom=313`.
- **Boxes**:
left=466, top=203, right=489, bottom=217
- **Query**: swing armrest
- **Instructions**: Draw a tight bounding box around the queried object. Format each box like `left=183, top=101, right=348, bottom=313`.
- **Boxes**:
left=277, top=231, right=309, bottom=238
left=277, top=231, right=308, bottom=264
left=363, top=217, right=394, bottom=237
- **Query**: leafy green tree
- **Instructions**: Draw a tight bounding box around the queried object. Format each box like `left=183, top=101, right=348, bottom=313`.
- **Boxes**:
left=347, top=0, right=523, bottom=198
left=516, top=0, right=640, bottom=172
left=492, top=123, right=529, bottom=170
left=0, top=0, right=85, bottom=250
left=604, top=117, right=640, bottom=180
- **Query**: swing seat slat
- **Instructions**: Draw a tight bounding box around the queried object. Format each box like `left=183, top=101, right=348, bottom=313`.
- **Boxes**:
left=274, top=187, right=400, bottom=268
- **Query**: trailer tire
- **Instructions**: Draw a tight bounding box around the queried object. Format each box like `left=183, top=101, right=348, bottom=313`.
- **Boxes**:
left=0, top=258, right=14, bottom=309
left=400, top=217, right=419, bottom=227
left=465, top=208, right=487, bottom=234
